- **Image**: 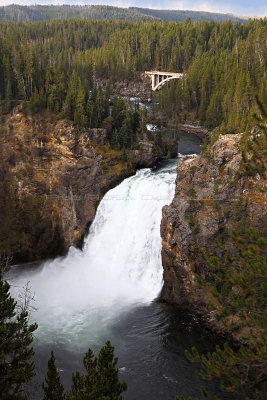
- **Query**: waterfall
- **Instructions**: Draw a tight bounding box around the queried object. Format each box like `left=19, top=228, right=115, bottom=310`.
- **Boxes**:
left=9, top=159, right=178, bottom=346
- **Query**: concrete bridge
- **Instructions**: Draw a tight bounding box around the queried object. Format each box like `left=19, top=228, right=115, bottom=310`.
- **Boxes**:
left=145, top=70, right=183, bottom=91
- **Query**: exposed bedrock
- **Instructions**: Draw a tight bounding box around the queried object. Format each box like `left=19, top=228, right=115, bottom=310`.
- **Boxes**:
left=160, top=133, right=266, bottom=320
left=0, top=110, right=176, bottom=263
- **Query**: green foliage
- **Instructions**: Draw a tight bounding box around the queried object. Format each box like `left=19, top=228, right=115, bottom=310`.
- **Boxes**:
left=108, top=97, right=140, bottom=149
left=66, top=340, right=127, bottom=400
left=203, top=227, right=267, bottom=333
left=0, top=5, right=157, bottom=23
left=154, top=131, right=163, bottom=152
left=186, top=341, right=267, bottom=400
left=42, top=351, right=65, bottom=400
left=189, top=165, right=197, bottom=175
left=240, top=97, right=267, bottom=177
left=180, top=109, right=267, bottom=400
left=200, top=138, right=208, bottom=157
left=182, top=225, right=267, bottom=400
left=0, top=18, right=266, bottom=134
left=0, top=268, right=38, bottom=400
left=0, top=5, right=247, bottom=24
left=122, top=146, right=127, bottom=162
left=187, top=214, right=200, bottom=235
left=0, top=273, right=126, bottom=400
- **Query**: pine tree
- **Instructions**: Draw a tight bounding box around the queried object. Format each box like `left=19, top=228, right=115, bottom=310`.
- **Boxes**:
left=67, top=340, right=127, bottom=400
left=122, top=146, right=127, bottom=162
left=74, top=80, right=87, bottom=127
left=4, top=80, right=12, bottom=113
left=42, top=351, right=65, bottom=400
left=0, top=269, right=38, bottom=400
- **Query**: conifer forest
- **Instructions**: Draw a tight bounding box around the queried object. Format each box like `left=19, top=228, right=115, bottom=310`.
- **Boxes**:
left=0, top=5, right=266, bottom=400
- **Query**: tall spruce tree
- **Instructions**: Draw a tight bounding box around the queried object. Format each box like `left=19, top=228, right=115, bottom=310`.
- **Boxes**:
left=67, top=340, right=127, bottom=400
left=42, top=351, right=65, bottom=400
left=0, top=269, right=38, bottom=400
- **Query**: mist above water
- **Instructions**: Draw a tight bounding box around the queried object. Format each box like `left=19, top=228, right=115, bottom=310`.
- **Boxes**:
left=9, top=159, right=178, bottom=347
left=7, top=136, right=231, bottom=400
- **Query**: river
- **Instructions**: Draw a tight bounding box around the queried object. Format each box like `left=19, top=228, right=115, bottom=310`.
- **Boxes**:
left=7, top=133, right=230, bottom=400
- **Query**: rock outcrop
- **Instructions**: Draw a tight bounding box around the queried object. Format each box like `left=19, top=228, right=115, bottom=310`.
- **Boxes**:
left=0, top=109, right=176, bottom=263
left=160, top=133, right=266, bottom=317
left=179, top=123, right=211, bottom=140
left=95, top=72, right=151, bottom=101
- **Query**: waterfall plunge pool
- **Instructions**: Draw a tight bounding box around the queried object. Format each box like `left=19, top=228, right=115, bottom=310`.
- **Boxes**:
left=7, top=134, right=231, bottom=400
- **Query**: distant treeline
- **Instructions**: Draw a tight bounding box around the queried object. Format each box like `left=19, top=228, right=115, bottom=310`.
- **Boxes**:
left=0, top=5, right=248, bottom=24
left=129, top=7, right=248, bottom=23
left=0, top=18, right=266, bottom=132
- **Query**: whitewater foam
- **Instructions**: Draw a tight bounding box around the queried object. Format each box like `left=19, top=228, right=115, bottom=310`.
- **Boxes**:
left=9, top=159, right=178, bottom=345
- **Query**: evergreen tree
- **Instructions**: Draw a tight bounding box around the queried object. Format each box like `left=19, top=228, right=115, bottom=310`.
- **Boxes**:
left=122, top=146, right=127, bottom=162
left=42, top=351, right=65, bottom=400
left=0, top=18, right=266, bottom=134
left=67, top=340, right=127, bottom=400
left=74, top=81, right=87, bottom=127
left=0, top=269, right=38, bottom=400
left=177, top=106, right=267, bottom=400
left=176, top=225, right=267, bottom=400
left=4, top=80, right=12, bottom=113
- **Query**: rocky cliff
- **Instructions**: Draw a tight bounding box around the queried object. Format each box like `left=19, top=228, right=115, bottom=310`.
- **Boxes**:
left=179, top=123, right=210, bottom=140
left=0, top=109, right=176, bottom=263
left=160, top=132, right=266, bottom=323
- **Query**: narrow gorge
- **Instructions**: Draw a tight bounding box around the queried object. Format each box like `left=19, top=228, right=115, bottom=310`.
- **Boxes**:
left=1, top=13, right=266, bottom=400
left=6, top=133, right=231, bottom=400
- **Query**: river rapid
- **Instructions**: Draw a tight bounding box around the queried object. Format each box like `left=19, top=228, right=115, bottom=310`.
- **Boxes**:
left=7, top=133, right=230, bottom=400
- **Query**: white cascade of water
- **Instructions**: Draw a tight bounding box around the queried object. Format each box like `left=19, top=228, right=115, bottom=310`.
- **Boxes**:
left=9, top=159, right=178, bottom=345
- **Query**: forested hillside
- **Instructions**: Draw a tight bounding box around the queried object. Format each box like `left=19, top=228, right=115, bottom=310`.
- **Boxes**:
left=0, top=5, right=248, bottom=24
left=130, top=7, right=248, bottom=23
left=0, top=15, right=266, bottom=400
left=0, top=5, right=157, bottom=23
left=0, top=18, right=266, bottom=133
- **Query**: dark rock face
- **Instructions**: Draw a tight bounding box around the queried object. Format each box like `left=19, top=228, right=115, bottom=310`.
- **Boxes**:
left=160, top=134, right=266, bottom=315
left=0, top=110, right=177, bottom=263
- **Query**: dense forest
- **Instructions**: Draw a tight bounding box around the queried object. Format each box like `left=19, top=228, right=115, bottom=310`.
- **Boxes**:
left=129, top=7, right=248, bottom=23
left=0, top=18, right=266, bottom=134
left=0, top=14, right=266, bottom=400
left=0, top=5, right=247, bottom=24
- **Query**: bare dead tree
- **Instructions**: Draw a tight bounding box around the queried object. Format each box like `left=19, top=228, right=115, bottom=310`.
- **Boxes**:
left=16, top=281, right=38, bottom=317
left=0, top=252, right=13, bottom=273
left=0, top=252, right=38, bottom=317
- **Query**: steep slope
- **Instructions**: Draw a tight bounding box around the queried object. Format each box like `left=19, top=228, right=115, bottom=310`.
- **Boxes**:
left=0, top=5, right=157, bottom=23
left=160, top=133, right=266, bottom=321
left=0, top=5, right=247, bottom=23
left=130, top=7, right=248, bottom=23
left=0, top=109, right=176, bottom=263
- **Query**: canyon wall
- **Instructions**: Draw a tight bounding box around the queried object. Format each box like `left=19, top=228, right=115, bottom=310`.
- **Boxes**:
left=160, top=133, right=266, bottom=323
left=0, top=109, right=176, bottom=263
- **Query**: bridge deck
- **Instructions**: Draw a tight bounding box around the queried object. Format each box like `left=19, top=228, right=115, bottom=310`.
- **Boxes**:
left=145, top=70, right=183, bottom=91
left=145, top=70, right=183, bottom=77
